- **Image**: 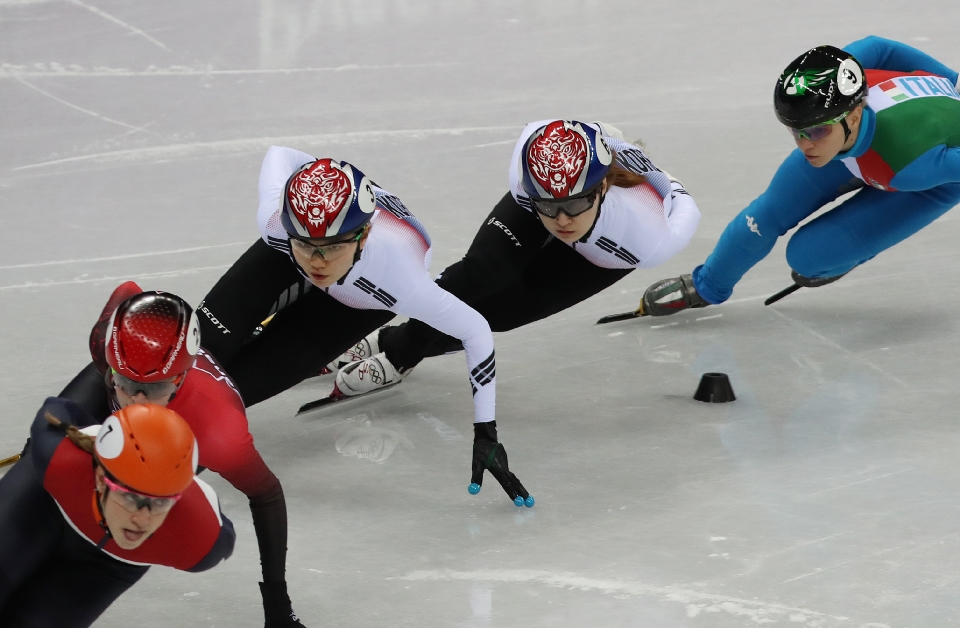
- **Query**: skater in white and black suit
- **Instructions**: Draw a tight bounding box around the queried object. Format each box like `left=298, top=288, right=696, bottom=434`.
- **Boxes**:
left=339, top=119, right=701, bottom=393
left=198, top=147, right=533, bottom=507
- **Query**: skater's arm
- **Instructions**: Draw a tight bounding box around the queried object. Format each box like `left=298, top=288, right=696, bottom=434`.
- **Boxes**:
left=629, top=178, right=701, bottom=269
left=402, top=278, right=496, bottom=423
left=890, top=145, right=960, bottom=191
left=845, top=36, right=958, bottom=84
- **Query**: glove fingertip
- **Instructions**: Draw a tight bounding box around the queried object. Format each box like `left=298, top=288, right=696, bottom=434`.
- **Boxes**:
left=524, top=495, right=535, bottom=508
left=468, top=483, right=482, bottom=495
left=513, top=496, right=524, bottom=507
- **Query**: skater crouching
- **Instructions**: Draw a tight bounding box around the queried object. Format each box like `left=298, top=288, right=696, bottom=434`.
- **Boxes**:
left=197, top=147, right=532, bottom=506
left=59, top=286, right=306, bottom=627
left=640, top=36, right=960, bottom=315
left=0, top=400, right=234, bottom=627
left=337, top=119, right=700, bottom=394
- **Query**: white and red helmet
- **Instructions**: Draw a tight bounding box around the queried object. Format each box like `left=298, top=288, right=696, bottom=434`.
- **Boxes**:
left=280, top=158, right=376, bottom=240
left=520, top=120, right=613, bottom=201
left=105, top=292, right=201, bottom=383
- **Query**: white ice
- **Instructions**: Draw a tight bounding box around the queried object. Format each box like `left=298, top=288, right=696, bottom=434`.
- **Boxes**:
left=2, top=1, right=960, bottom=627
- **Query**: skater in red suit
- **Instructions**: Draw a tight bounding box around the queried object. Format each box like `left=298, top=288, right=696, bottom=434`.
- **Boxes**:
left=0, top=400, right=235, bottom=627
left=58, top=284, right=305, bottom=627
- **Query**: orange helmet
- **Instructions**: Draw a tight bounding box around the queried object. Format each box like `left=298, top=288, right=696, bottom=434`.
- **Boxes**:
left=94, top=404, right=198, bottom=497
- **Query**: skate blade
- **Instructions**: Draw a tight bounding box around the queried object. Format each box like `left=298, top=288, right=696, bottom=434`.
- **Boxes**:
left=0, top=453, right=21, bottom=469
left=296, top=380, right=403, bottom=415
left=595, top=309, right=645, bottom=325
left=763, top=283, right=801, bottom=306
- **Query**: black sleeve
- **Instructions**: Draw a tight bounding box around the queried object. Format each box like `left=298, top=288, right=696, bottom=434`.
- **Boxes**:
left=29, top=397, right=94, bottom=474
left=381, top=192, right=549, bottom=369
left=57, top=362, right=112, bottom=422
left=249, top=482, right=290, bottom=583
left=197, top=240, right=308, bottom=366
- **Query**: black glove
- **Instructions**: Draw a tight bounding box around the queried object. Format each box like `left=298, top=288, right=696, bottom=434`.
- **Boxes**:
left=469, top=421, right=534, bottom=507
left=259, top=582, right=306, bottom=628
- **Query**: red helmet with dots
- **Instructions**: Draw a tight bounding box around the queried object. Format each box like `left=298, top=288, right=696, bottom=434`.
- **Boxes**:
left=105, top=292, right=201, bottom=383
left=280, top=158, right=377, bottom=240
left=520, top=120, right=613, bottom=201
left=95, top=403, right=198, bottom=497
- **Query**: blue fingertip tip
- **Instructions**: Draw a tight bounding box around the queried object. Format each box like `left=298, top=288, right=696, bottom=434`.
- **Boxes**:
left=524, top=495, right=535, bottom=508
left=468, top=483, right=481, bottom=495
left=513, top=496, right=524, bottom=507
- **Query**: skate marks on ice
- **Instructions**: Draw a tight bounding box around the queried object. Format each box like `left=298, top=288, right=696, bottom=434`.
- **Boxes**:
left=417, top=412, right=465, bottom=442
left=0, top=265, right=230, bottom=292
left=11, top=76, right=156, bottom=135
left=764, top=308, right=907, bottom=389
left=0, top=62, right=453, bottom=79
left=0, top=241, right=247, bottom=271
left=63, top=0, right=173, bottom=52
left=397, top=569, right=885, bottom=627
left=0, top=242, right=248, bottom=291
left=15, top=125, right=522, bottom=171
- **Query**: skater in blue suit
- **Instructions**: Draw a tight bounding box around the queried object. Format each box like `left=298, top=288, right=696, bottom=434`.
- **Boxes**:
left=638, top=36, right=960, bottom=315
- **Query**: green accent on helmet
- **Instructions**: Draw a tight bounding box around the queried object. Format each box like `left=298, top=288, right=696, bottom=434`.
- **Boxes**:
left=783, top=68, right=836, bottom=96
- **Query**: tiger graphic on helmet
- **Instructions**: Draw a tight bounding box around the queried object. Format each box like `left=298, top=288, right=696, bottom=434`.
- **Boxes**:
left=520, top=120, right=612, bottom=201
left=287, top=159, right=353, bottom=230
left=281, top=157, right=376, bottom=240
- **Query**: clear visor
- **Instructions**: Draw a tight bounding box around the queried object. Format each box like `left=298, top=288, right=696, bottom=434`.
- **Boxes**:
left=102, top=474, right=182, bottom=514
left=110, top=369, right=182, bottom=400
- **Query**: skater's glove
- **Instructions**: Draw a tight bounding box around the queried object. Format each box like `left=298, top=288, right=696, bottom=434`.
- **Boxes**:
left=259, top=582, right=307, bottom=628
left=469, top=421, right=534, bottom=507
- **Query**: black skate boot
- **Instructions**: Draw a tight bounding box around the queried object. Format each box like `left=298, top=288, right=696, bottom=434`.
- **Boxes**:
left=641, top=274, right=708, bottom=316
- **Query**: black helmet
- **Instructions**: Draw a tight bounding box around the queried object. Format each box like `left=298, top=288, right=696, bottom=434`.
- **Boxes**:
left=774, top=45, right=866, bottom=128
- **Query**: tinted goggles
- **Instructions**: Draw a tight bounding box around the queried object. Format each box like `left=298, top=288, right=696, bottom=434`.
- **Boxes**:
left=110, top=369, right=183, bottom=400
left=103, top=474, right=182, bottom=514
left=531, top=188, right=600, bottom=219
left=289, top=231, right=362, bottom=261
left=787, top=110, right=850, bottom=142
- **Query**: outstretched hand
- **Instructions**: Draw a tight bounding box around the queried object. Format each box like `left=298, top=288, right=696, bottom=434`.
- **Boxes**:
left=469, top=421, right=534, bottom=508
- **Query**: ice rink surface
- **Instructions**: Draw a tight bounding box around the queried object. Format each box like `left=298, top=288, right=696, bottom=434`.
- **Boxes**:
left=3, top=1, right=960, bottom=626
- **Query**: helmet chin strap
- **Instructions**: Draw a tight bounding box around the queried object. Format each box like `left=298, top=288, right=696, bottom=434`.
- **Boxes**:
left=577, top=190, right=607, bottom=243
left=92, top=485, right=115, bottom=549
left=336, top=228, right=368, bottom=286
left=840, top=118, right=852, bottom=143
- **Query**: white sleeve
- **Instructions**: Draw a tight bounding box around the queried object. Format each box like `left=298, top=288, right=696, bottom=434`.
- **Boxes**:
left=400, top=278, right=496, bottom=424
left=256, top=146, right=316, bottom=243
left=621, top=180, right=701, bottom=269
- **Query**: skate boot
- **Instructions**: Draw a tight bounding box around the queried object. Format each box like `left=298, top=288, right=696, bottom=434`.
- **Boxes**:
left=327, top=329, right=381, bottom=372
left=790, top=269, right=849, bottom=288
left=641, top=274, right=707, bottom=316
left=334, top=352, right=409, bottom=397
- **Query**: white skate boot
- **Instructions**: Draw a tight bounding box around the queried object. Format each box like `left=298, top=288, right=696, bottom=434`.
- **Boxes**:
left=327, top=329, right=381, bottom=372
left=334, top=352, right=409, bottom=397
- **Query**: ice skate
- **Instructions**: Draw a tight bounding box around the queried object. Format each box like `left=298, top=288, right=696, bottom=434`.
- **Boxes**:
left=297, top=352, right=409, bottom=414
left=765, top=269, right=852, bottom=306
left=326, top=329, right=381, bottom=372
left=640, top=274, right=707, bottom=316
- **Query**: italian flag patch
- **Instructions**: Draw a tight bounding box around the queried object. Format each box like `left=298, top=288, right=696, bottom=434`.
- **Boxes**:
left=878, top=80, right=909, bottom=102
